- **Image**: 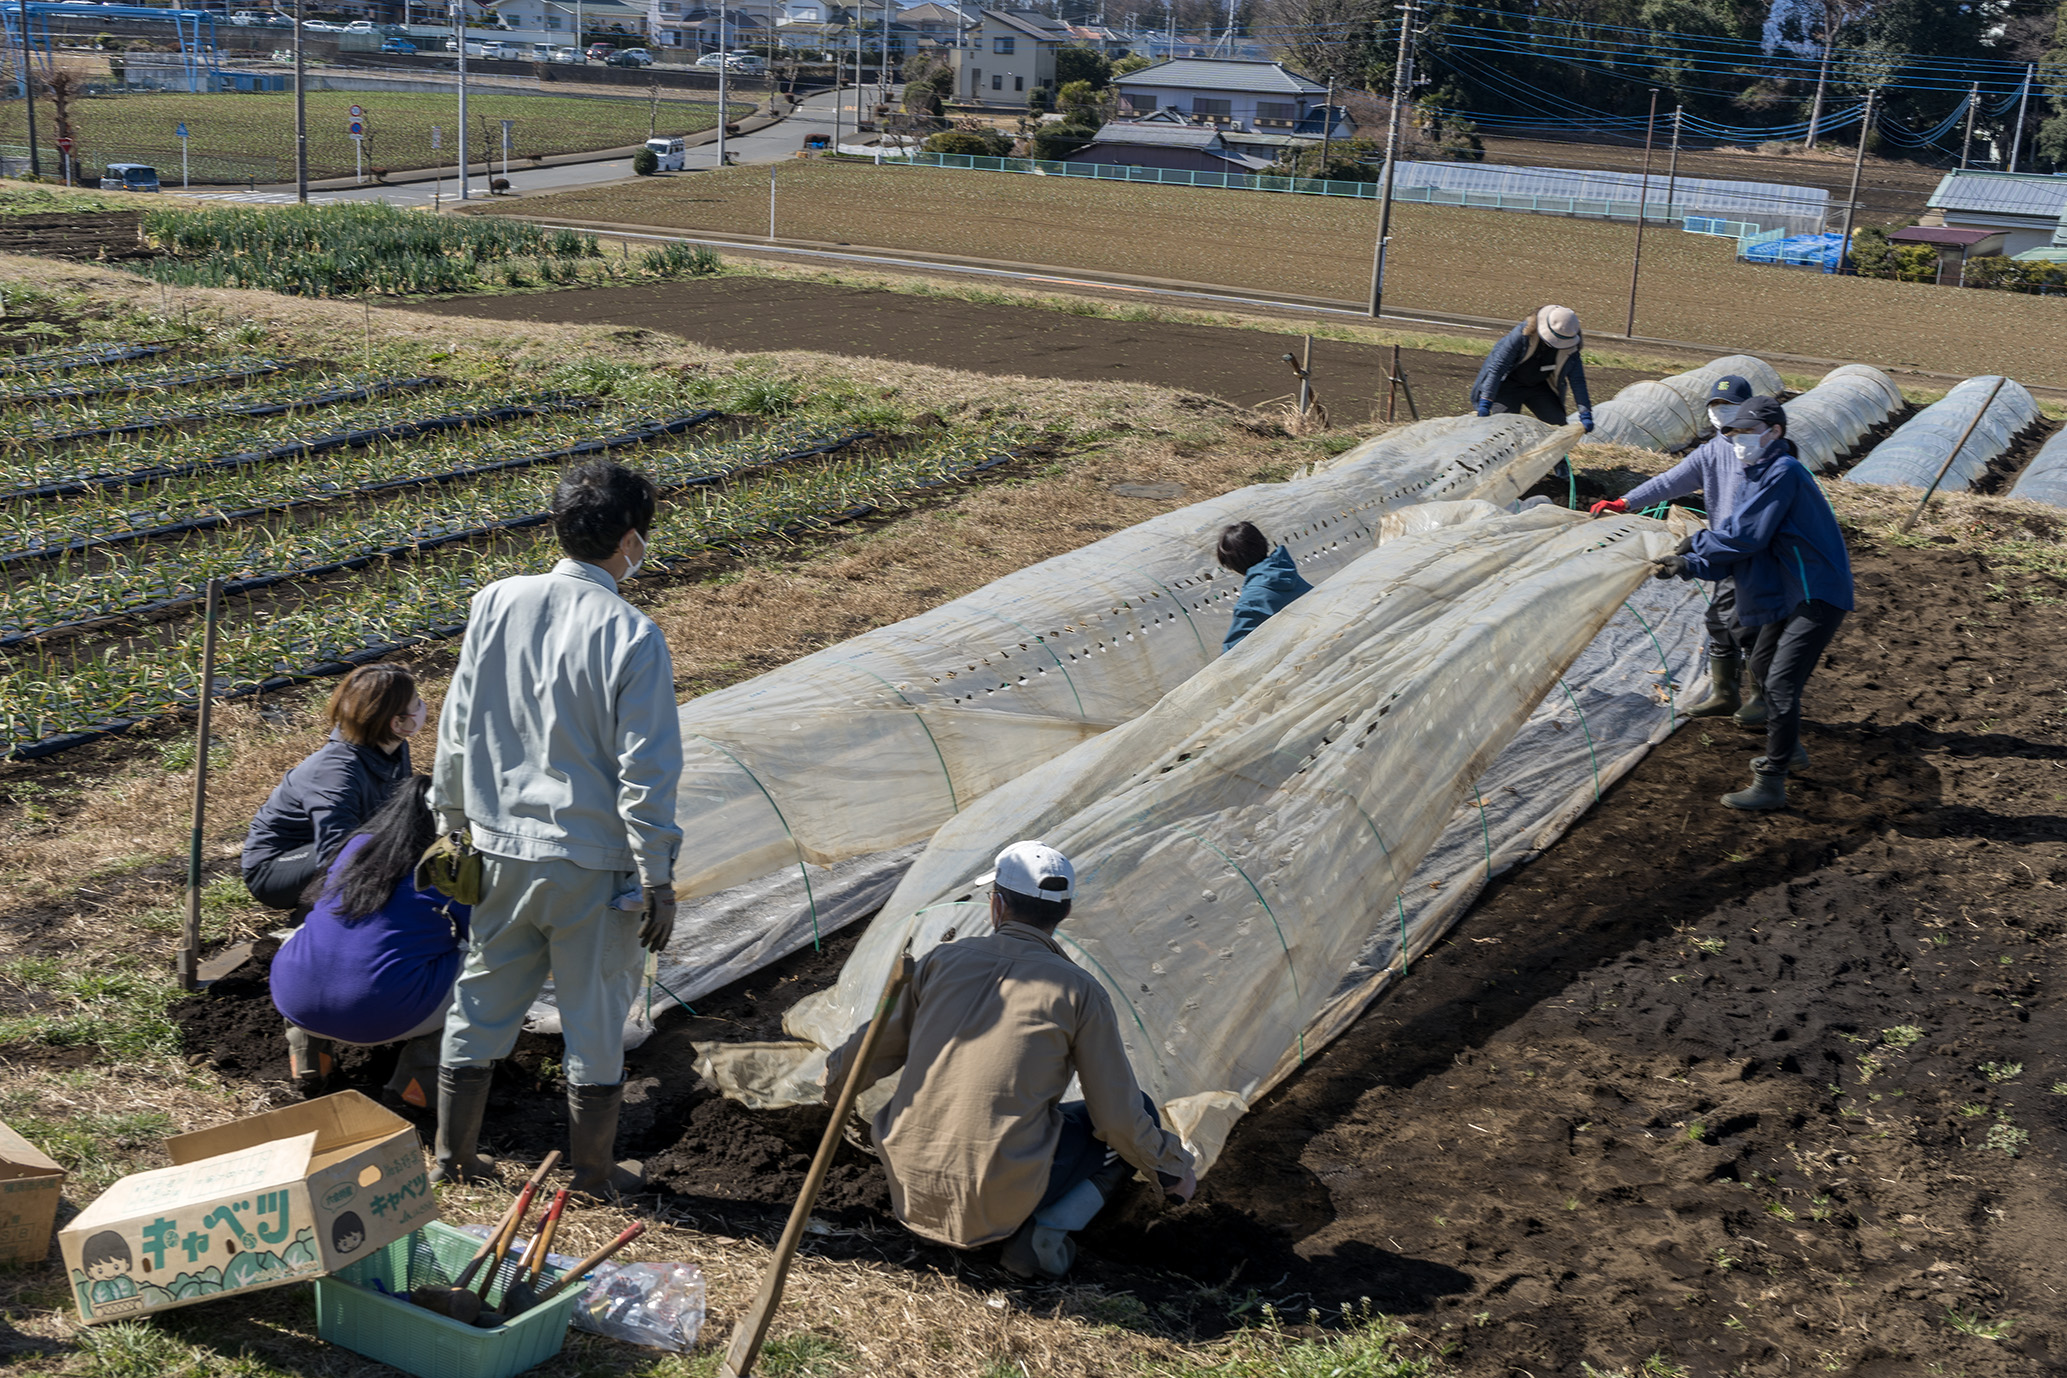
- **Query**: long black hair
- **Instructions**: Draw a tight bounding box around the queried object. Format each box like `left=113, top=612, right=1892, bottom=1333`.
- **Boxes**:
left=305, top=774, right=437, bottom=920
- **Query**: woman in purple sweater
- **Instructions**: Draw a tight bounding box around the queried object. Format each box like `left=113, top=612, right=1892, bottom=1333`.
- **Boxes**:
left=271, top=775, right=469, bottom=1107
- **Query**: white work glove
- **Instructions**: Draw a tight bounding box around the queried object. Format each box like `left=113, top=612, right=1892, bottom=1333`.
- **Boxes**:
left=639, top=884, right=677, bottom=952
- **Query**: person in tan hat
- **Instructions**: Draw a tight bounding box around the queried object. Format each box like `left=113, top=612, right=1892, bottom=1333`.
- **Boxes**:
left=1470, top=304, right=1595, bottom=433
left=824, top=841, right=1197, bottom=1280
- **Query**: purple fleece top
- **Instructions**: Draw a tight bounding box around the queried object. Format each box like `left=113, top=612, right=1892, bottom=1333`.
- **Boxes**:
left=1620, top=434, right=1746, bottom=521
left=270, top=835, right=470, bottom=1045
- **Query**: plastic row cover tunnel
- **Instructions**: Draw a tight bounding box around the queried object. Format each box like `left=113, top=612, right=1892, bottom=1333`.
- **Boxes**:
left=2008, top=427, right=2067, bottom=507
left=1783, top=365, right=1906, bottom=473
left=700, top=504, right=1703, bottom=1170
left=1844, top=376, right=2040, bottom=492
left=525, top=413, right=1576, bottom=1041
left=1580, top=354, right=1784, bottom=452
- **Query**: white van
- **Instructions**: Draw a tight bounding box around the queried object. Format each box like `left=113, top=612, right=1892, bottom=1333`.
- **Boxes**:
left=643, top=136, right=687, bottom=171
left=230, top=9, right=265, bottom=24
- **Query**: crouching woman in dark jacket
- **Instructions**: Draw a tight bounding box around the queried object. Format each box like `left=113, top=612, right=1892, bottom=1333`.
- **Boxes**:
left=271, top=774, right=470, bottom=1103
left=1652, top=397, right=1854, bottom=812
left=243, top=665, right=425, bottom=910
left=1218, top=521, right=1313, bottom=653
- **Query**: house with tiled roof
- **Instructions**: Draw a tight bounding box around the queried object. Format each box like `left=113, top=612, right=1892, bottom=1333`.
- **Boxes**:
left=947, top=8, right=1069, bottom=105
left=1114, top=56, right=1343, bottom=136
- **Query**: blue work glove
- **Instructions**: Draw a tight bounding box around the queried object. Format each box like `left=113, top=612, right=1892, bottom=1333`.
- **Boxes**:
left=1652, top=555, right=1687, bottom=580
left=1580, top=408, right=1595, bottom=434
left=1474, top=400, right=1491, bottom=418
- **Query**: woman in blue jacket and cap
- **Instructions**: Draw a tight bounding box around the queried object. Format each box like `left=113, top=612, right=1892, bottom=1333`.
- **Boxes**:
left=1652, top=396, right=1854, bottom=811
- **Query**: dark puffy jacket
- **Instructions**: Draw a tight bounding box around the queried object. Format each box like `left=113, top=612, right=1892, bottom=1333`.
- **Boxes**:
left=242, top=730, right=411, bottom=874
left=1222, top=546, right=1314, bottom=652
left=1471, top=321, right=1594, bottom=413
left=1679, top=436, right=1855, bottom=627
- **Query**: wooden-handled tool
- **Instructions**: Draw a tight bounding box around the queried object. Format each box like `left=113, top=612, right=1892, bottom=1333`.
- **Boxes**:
left=721, top=952, right=914, bottom=1378
left=500, top=1189, right=569, bottom=1317
left=411, top=1150, right=559, bottom=1325
left=526, top=1221, right=647, bottom=1309
left=475, top=1177, right=541, bottom=1301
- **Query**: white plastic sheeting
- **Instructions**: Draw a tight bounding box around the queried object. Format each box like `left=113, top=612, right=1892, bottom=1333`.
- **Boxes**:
left=706, top=505, right=1706, bottom=1170
left=526, top=414, right=1579, bottom=1040
left=1580, top=355, right=1785, bottom=452
left=1783, top=365, right=1907, bottom=473
left=1390, top=161, right=1830, bottom=235
left=2007, top=426, right=2067, bottom=507
left=1845, top=376, right=2040, bottom=492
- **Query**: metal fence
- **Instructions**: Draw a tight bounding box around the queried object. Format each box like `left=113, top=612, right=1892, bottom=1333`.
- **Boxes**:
left=885, top=151, right=1777, bottom=244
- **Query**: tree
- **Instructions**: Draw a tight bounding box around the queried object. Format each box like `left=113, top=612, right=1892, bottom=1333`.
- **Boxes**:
left=1055, top=43, right=1112, bottom=88
left=1058, top=78, right=1107, bottom=119
left=1029, top=120, right=1099, bottom=158
left=2035, top=0, right=2066, bottom=168
left=632, top=145, right=660, bottom=174
left=925, top=126, right=1013, bottom=155
left=1113, top=53, right=1152, bottom=74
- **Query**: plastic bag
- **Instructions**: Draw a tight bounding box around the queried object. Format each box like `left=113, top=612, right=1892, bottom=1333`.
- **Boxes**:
left=578, top=1261, right=706, bottom=1353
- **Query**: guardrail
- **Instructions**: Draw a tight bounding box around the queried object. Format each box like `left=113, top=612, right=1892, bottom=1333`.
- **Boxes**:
left=885, top=151, right=1779, bottom=243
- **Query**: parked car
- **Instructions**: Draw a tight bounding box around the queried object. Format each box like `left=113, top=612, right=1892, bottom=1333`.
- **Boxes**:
left=229, top=9, right=265, bottom=24
left=605, top=46, right=651, bottom=66
left=340, top=19, right=376, bottom=32
left=302, top=18, right=342, bottom=30
left=478, top=40, right=521, bottom=58
left=544, top=43, right=581, bottom=62
left=379, top=35, right=416, bottom=52
left=584, top=41, right=614, bottom=59
left=263, top=12, right=294, bottom=26
left=724, top=52, right=765, bottom=73
left=693, top=50, right=727, bottom=67
left=99, top=163, right=161, bottom=193
left=643, top=136, right=686, bottom=171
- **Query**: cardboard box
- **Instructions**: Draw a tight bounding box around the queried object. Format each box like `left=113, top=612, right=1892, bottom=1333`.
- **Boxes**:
left=0, top=1119, right=67, bottom=1267
left=59, top=1091, right=436, bottom=1324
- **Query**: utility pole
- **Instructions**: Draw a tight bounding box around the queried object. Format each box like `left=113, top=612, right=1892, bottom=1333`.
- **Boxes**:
left=1663, top=103, right=1682, bottom=221
left=1367, top=0, right=1416, bottom=319
left=831, top=32, right=842, bottom=149
left=1959, top=80, right=1979, bottom=169
left=1804, top=25, right=1830, bottom=150
left=17, top=0, right=40, bottom=176
left=1837, top=87, right=1874, bottom=274
left=294, top=0, right=307, bottom=200
left=1624, top=87, right=1658, bottom=337
left=716, top=1, right=728, bottom=167
left=456, top=0, right=470, bottom=199
left=879, top=0, right=889, bottom=111
left=2008, top=62, right=2033, bottom=172
left=1318, top=78, right=1334, bottom=171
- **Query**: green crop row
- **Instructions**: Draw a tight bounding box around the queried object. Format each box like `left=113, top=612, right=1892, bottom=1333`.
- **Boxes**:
left=0, top=417, right=856, bottom=638
left=0, top=371, right=447, bottom=449
left=0, top=355, right=285, bottom=407
left=0, top=429, right=1021, bottom=753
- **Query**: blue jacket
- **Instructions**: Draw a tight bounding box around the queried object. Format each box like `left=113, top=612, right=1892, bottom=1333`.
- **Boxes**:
left=1222, top=546, right=1313, bottom=652
left=243, top=730, right=411, bottom=874
left=1471, top=322, right=1593, bottom=414
left=270, top=835, right=471, bottom=1045
left=1621, top=434, right=1746, bottom=522
left=1680, top=437, right=1855, bottom=627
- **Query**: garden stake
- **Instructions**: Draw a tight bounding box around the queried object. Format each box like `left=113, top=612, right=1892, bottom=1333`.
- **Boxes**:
left=721, top=952, right=915, bottom=1378
left=178, top=578, right=223, bottom=992
left=1898, top=375, right=2006, bottom=534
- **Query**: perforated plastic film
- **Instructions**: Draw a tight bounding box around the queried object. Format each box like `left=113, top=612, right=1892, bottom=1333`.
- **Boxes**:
left=1844, top=376, right=2039, bottom=492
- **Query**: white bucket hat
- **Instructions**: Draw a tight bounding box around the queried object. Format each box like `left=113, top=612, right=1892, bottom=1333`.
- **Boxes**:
left=1536, top=305, right=1581, bottom=348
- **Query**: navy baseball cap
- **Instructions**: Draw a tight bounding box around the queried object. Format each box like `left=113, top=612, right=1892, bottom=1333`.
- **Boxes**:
left=1707, top=375, right=1754, bottom=407
left=1739, top=396, right=1787, bottom=429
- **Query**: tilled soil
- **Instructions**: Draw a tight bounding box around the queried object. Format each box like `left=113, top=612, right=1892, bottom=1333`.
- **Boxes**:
left=176, top=537, right=2067, bottom=1374
left=402, top=277, right=1659, bottom=414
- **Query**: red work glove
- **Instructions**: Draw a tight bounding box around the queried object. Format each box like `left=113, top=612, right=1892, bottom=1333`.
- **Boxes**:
left=1588, top=498, right=1629, bottom=517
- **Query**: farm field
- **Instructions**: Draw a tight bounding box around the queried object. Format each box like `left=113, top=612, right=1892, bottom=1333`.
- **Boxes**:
left=0, top=255, right=2064, bottom=1378
left=486, top=161, right=2067, bottom=388
left=18, top=90, right=749, bottom=183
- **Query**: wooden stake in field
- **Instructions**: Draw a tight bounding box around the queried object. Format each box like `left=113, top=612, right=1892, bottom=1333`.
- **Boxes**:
left=1624, top=88, right=1659, bottom=338
left=721, top=953, right=915, bottom=1378
left=1897, top=375, right=2005, bottom=535
left=178, top=578, right=224, bottom=993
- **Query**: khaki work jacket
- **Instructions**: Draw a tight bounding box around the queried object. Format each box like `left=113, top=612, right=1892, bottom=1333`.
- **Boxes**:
left=827, top=921, right=1193, bottom=1249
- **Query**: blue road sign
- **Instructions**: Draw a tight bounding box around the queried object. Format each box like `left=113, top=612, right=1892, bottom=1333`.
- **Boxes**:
left=175, top=122, right=188, bottom=139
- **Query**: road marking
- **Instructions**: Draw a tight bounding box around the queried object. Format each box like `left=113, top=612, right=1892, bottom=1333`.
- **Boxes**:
left=182, top=191, right=340, bottom=204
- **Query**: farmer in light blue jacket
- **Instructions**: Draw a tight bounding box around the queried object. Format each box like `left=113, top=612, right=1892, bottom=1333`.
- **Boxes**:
left=1591, top=374, right=1760, bottom=721
left=431, top=459, right=684, bottom=1198
left=1218, top=522, right=1313, bottom=653
left=1652, top=398, right=1854, bottom=813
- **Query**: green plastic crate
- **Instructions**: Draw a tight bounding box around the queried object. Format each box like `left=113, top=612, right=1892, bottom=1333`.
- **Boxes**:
left=314, top=1219, right=586, bottom=1378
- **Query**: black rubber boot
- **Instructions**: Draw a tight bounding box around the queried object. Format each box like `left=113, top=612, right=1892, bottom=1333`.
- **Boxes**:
left=1687, top=655, right=1740, bottom=718
left=431, top=1065, right=500, bottom=1185
left=567, top=1082, right=646, bottom=1198
left=1722, top=767, right=1788, bottom=811
left=1753, top=744, right=1811, bottom=774
left=1734, top=673, right=1769, bottom=728
left=384, top=1034, right=442, bottom=1110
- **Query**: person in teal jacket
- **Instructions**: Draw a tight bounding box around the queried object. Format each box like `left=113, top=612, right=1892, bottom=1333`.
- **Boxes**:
left=1217, top=522, right=1313, bottom=652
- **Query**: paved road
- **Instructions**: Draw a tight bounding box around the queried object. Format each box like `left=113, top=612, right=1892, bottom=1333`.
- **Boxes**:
left=215, top=85, right=892, bottom=208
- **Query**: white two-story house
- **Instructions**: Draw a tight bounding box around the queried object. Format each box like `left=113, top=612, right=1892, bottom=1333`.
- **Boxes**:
left=948, top=8, right=1067, bottom=105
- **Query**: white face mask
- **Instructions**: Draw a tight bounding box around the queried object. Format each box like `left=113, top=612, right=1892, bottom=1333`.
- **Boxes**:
left=1708, top=405, right=1732, bottom=435
left=1727, top=428, right=1768, bottom=465
left=621, top=530, right=647, bottom=580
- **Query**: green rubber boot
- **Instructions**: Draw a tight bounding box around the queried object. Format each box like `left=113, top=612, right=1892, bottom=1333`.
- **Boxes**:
left=1734, top=673, right=1769, bottom=728
left=431, top=1065, right=500, bottom=1185
left=1687, top=655, right=1741, bottom=718
left=1722, top=767, right=1788, bottom=811
left=567, top=1082, right=646, bottom=1199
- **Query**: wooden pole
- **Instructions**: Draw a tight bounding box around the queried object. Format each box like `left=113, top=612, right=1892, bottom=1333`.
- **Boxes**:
left=1298, top=333, right=1312, bottom=416
left=1836, top=89, right=1874, bottom=275
left=1385, top=343, right=1400, bottom=422
left=1624, top=88, right=1658, bottom=337
left=179, top=577, right=223, bottom=992
left=721, top=954, right=915, bottom=1377
left=1897, top=376, right=2006, bottom=534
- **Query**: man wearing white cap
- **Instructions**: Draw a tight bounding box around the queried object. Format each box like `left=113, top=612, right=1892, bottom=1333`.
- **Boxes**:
left=1470, top=304, right=1596, bottom=434
left=824, top=840, right=1197, bottom=1280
